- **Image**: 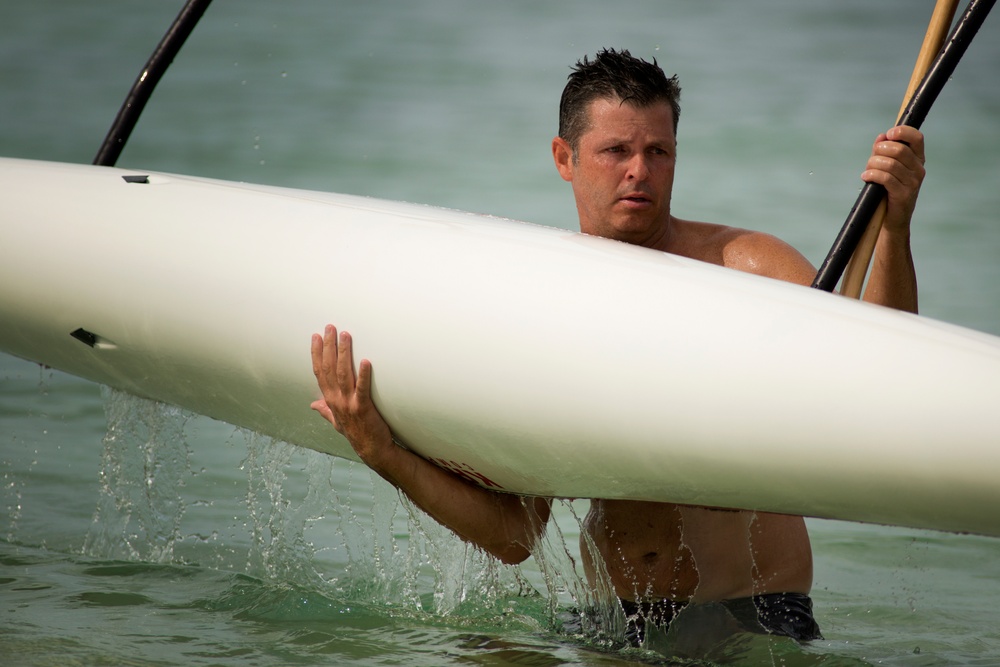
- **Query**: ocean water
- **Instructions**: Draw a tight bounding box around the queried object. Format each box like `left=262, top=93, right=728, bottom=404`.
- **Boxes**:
left=2, top=1, right=1000, bottom=665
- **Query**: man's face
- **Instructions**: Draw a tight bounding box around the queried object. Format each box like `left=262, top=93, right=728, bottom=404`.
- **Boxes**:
left=553, top=97, right=676, bottom=247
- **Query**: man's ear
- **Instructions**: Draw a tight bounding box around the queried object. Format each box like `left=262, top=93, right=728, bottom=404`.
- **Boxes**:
left=552, top=136, right=574, bottom=182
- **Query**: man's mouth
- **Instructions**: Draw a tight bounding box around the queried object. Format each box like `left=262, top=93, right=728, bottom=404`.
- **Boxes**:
left=619, top=193, right=652, bottom=205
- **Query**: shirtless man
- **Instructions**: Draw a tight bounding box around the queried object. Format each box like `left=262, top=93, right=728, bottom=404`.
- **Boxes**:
left=310, top=49, right=924, bottom=643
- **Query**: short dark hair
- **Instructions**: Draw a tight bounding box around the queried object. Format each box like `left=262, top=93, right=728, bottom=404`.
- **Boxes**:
left=558, top=48, right=681, bottom=151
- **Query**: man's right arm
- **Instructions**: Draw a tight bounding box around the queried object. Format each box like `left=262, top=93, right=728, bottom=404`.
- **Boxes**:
left=311, top=325, right=551, bottom=564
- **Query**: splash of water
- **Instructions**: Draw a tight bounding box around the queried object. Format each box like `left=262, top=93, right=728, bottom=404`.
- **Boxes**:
left=1, top=458, right=24, bottom=544
left=1, top=364, right=56, bottom=543
left=82, top=389, right=595, bottom=637
left=78, top=388, right=840, bottom=663
left=84, top=388, right=193, bottom=562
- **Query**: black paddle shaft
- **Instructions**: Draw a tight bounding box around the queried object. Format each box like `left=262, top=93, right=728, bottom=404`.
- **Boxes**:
left=811, top=0, right=996, bottom=292
left=93, top=0, right=214, bottom=167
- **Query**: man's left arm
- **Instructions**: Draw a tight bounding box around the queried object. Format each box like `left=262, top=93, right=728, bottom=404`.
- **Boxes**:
left=857, top=125, right=925, bottom=313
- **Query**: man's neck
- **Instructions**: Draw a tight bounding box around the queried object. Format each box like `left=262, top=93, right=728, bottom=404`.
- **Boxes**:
left=632, top=216, right=676, bottom=254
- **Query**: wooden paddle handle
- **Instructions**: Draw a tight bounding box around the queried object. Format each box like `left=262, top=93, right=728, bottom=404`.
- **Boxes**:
left=840, top=0, right=959, bottom=299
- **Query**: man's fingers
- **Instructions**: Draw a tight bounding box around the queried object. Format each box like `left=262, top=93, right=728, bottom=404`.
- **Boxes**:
left=312, top=325, right=371, bottom=412
left=862, top=167, right=903, bottom=194
left=864, top=131, right=925, bottom=194
left=311, top=333, right=326, bottom=380
left=335, top=329, right=356, bottom=392
left=319, top=324, right=339, bottom=379
left=310, top=399, right=337, bottom=426
left=874, top=127, right=926, bottom=172
left=886, top=126, right=925, bottom=159
left=356, top=358, right=373, bottom=401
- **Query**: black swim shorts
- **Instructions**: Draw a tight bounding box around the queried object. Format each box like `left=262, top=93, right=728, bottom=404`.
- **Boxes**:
left=620, top=592, right=823, bottom=646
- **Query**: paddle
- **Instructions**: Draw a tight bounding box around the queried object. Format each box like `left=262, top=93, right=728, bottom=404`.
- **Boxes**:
left=93, top=0, right=214, bottom=167
left=839, top=0, right=959, bottom=299
left=811, top=0, right=996, bottom=293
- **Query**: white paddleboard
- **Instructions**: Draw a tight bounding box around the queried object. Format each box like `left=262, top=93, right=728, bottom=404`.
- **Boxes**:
left=1, top=157, right=998, bottom=537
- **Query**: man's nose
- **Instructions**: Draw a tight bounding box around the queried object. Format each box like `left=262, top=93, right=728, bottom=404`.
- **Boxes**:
left=625, top=154, right=650, bottom=181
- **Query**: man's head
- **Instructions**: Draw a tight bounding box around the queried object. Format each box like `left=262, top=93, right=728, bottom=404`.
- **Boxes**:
left=552, top=50, right=682, bottom=248
left=558, top=48, right=681, bottom=155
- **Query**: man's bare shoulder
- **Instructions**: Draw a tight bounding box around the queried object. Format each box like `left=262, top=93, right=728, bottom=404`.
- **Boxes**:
left=670, top=218, right=816, bottom=286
